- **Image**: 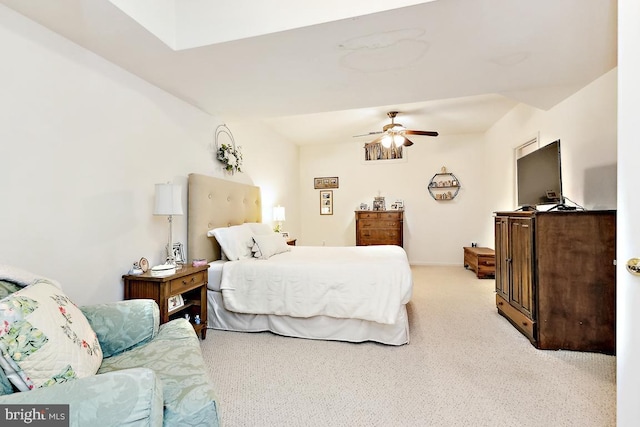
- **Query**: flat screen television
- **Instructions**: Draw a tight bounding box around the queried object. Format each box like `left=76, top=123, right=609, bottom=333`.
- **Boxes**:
left=517, top=139, right=563, bottom=208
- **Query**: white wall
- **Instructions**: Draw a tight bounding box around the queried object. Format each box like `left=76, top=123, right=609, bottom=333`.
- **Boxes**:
left=480, top=69, right=617, bottom=248
left=617, top=0, right=640, bottom=423
left=298, top=132, right=489, bottom=265
left=0, top=5, right=298, bottom=305
left=225, top=119, right=300, bottom=236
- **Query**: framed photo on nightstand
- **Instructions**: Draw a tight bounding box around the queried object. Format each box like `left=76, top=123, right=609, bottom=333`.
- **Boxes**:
left=171, top=243, right=185, bottom=264
left=168, top=294, right=184, bottom=311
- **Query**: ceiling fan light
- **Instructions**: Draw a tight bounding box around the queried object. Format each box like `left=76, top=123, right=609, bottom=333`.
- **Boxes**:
left=393, top=135, right=404, bottom=145
left=381, top=135, right=393, bottom=148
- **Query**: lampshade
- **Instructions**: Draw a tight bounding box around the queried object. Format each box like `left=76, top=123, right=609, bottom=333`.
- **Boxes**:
left=273, top=206, right=286, bottom=222
left=381, top=135, right=392, bottom=148
left=154, top=183, right=183, bottom=216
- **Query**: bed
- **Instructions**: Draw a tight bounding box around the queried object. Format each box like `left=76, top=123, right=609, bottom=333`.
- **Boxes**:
left=187, top=173, right=412, bottom=345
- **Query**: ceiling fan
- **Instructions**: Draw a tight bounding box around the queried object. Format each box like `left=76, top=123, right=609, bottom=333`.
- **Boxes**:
left=354, top=111, right=438, bottom=147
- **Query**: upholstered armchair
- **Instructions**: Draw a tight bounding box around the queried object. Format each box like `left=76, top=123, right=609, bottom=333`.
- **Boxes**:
left=0, top=277, right=221, bottom=427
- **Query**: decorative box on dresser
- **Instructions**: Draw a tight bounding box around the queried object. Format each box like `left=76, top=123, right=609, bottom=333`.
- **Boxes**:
left=494, top=210, right=616, bottom=354
left=123, top=264, right=208, bottom=339
left=355, top=210, right=403, bottom=247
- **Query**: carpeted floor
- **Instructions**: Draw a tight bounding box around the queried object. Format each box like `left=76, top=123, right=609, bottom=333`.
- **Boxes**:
left=200, top=265, right=616, bottom=427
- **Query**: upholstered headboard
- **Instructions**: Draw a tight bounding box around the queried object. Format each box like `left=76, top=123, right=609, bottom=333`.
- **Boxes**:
left=187, top=173, right=262, bottom=262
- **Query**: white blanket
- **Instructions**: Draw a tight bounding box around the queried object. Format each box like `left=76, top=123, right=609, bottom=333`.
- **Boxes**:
left=220, top=245, right=412, bottom=324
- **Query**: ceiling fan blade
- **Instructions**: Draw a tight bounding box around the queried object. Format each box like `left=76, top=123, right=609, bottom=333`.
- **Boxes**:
left=402, top=137, right=414, bottom=147
left=405, top=130, right=439, bottom=137
left=353, top=131, right=384, bottom=138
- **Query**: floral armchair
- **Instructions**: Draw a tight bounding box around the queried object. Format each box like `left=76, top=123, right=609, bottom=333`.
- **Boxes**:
left=0, top=268, right=221, bottom=427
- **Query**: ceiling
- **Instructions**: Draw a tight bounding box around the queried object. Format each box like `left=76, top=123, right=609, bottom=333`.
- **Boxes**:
left=0, top=0, right=617, bottom=146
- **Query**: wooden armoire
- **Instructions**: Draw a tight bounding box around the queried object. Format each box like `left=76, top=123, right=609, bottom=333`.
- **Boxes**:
left=494, top=210, right=616, bottom=354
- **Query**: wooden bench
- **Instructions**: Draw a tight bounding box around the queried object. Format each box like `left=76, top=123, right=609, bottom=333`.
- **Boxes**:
left=463, top=246, right=495, bottom=279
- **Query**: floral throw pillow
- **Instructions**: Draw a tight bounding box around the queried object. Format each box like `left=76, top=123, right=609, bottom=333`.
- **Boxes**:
left=0, top=280, right=102, bottom=391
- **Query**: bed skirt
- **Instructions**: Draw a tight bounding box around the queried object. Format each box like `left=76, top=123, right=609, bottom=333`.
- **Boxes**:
left=206, top=290, right=410, bottom=346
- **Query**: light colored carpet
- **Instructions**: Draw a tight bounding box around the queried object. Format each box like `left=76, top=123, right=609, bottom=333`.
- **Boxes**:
left=200, top=266, right=615, bottom=427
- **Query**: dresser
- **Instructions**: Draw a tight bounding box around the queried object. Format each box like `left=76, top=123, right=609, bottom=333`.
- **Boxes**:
left=355, top=210, right=403, bottom=247
left=494, top=210, right=615, bottom=354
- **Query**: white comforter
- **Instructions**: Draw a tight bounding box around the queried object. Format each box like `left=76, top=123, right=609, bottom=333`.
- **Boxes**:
left=220, top=245, right=412, bottom=324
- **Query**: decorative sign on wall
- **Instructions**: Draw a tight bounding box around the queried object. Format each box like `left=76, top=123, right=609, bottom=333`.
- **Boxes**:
left=314, top=177, right=339, bottom=189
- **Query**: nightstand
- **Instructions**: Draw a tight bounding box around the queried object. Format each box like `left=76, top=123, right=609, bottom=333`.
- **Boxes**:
left=286, top=238, right=297, bottom=246
left=123, top=264, right=208, bottom=339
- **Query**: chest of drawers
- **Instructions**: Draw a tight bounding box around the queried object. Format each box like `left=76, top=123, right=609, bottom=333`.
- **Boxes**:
left=355, top=210, right=403, bottom=247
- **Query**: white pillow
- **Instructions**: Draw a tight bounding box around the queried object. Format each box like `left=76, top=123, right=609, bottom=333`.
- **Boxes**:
left=0, top=280, right=103, bottom=391
left=246, top=222, right=273, bottom=236
left=252, top=234, right=291, bottom=260
left=208, top=224, right=254, bottom=260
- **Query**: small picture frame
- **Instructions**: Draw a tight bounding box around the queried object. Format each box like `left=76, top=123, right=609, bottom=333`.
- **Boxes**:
left=139, top=257, right=149, bottom=273
left=359, top=203, right=368, bottom=211
left=168, top=294, right=184, bottom=311
left=281, top=232, right=290, bottom=238
left=372, top=196, right=386, bottom=211
left=171, top=243, right=185, bottom=264
left=390, top=200, right=404, bottom=210
left=320, top=190, right=333, bottom=215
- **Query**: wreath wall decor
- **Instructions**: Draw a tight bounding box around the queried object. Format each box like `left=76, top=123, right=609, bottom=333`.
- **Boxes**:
left=214, top=124, right=243, bottom=174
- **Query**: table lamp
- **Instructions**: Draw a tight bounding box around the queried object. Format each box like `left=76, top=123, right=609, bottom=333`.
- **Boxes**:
left=273, top=205, right=285, bottom=232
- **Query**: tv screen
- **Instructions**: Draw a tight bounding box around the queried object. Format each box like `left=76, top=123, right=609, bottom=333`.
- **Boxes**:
left=517, top=140, right=563, bottom=207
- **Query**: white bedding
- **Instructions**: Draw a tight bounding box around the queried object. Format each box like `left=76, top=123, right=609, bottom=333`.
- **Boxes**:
left=207, top=260, right=226, bottom=291
left=219, top=245, right=412, bottom=325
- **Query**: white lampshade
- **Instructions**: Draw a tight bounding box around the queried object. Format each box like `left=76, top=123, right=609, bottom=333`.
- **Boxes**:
left=273, top=206, right=286, bottom=222
left=154, top=183, right=183, bottom=216
left=381, top=135, right=392, bottom=148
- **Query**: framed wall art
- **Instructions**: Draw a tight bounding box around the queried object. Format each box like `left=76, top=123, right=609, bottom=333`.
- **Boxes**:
left=314, top=177, right=339, bottom=189
left=362, top=143, right=408, bottom=164
left=320, top=190, right=333, bottom=215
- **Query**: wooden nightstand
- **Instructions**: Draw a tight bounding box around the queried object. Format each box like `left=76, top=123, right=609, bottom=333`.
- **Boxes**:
left=286, top=238, right=297, bottom=246
left=123, top=264, right=208, bottom=339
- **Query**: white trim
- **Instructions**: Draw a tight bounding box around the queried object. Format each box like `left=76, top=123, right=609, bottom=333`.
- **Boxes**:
left=513, top=132, right=539, bottom=208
